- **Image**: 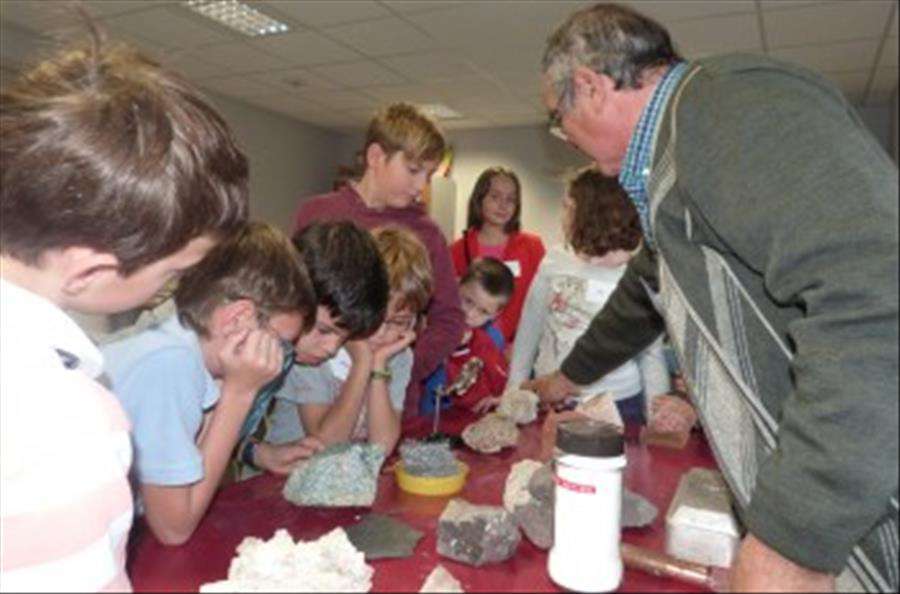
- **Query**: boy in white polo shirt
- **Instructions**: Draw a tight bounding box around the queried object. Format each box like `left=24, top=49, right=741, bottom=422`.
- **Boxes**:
left=0, top=31, right=248, bottom=591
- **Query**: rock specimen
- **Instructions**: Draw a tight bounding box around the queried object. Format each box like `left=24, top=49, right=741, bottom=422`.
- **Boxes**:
left=496, top=388, right=539, bottom=425
left=419, top=564, right=464, bottom=593
left=345, top=513, right=424, bottom=560
left=437, top=498, right=520, bottom=566
left=283, top=442, right=385, bottom=507
left=199, top=528, right=373, bottom=592
left=576, top=392, right=624, bottom=432
left=399, top=438, right=460, bottom=477
left=502, top=459, right=544, bottom=513
left=461, top=413, right=519, bottom=453
left=622, top=488, right=658, bottom=528
left=665, top=468, right=739, bottom=568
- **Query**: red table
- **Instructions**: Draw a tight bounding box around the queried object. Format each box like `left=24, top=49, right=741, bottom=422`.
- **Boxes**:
left=128, top=410, right=718, bottom=592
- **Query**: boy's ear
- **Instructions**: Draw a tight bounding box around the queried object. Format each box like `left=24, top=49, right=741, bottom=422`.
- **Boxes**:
left=57, top=247, right=122, bottom=297
left=365, top=142, right=387, bottom=170
left=212, top=298, right=258, bottom=336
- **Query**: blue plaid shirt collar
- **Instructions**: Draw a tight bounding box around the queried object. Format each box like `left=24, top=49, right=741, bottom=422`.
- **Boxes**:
left=619, top=61, right=689, bottom=248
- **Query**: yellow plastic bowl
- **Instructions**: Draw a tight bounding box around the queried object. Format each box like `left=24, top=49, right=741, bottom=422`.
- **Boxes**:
left=395, top=461, right=469, bottom=496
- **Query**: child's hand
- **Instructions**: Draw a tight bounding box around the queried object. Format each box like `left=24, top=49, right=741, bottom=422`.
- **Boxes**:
left=470, top=396, right=501, bottom=415
left=345, top=339, right=374, bottom=365
left=648, top=394, right=697, bottom=433
left=254, top=438, right=325, bottom=475
left=372, top=329, right=416, bottom=368
left=219, top=328, right=282, bottom=397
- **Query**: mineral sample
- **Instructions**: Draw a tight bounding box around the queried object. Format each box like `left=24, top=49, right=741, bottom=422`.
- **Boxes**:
left=502, top=459, right=544, bottom=513
left=576, top=392, right=624, bottom=432
left=399, top=438, right=460, bottom=477
left=345, top=513, right=424, bottom=560
left=199, top=528, right=373, bottom=592
left=283, top=442, right=385, bottom=507
left=419, top=564, right=464, bottom=593
left=461, top=413, right=519, bottom=453
left=496, top=388, right=539, bottom=425
left=622, top=488, right=658, bottom=528
left=437, top=499, right=520, bottom=566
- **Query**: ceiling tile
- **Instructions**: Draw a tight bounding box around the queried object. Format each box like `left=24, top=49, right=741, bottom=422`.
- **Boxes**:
left=879, top=35, right=898, bottom=69
left=102, top=4, right=237, bottom=49
left=380, top=1, right=466, bottom=15
left=758, top=1, right=836, bottom=11
left=1, top=0, right=164, bottom=32
left=194, top=41, right=291, bottom=74
left=290, top=88, right=379, bottom=111
left=200, top=74, right=284, bottom=99
left=667, top=13, right=762, bottom=56
left=440, top=117, right=494, bottom=131
left=363, top=82, right=447, bottom=103
left=763, top=1, right=892, bottom=48
left=250, top=31, right=360, bottom=66
left=770, top=38, right=879, bottom=74
left=254, top=67, right=345, bottom=94
left=311, top=60, right=406, bottom=87
left=324, top=16, right=438, bottom=56
left=158, top=51, right=226, bottom=80
left=624, top=1, right=756, bottom=23
left=260, top=0, right=391, bottom=27
left=380, top=51, right=480, bottom=82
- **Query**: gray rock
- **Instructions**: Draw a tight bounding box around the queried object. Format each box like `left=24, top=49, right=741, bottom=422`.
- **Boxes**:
left=399, top=439, right=460, bottom=477
left=622, top=488, right=658, bottom=528
left=283, top=442, right=385, bottom=507
left=345, top=513, right=424, bottom=560
left=437, top=499, right=520, bottom=566
left=461, top=413, right=519, bottom=454
left=527, top=464, right=554, bottom=504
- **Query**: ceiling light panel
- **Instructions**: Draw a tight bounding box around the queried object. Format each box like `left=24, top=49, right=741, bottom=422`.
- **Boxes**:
left=183, top=0, right=289, bottom=37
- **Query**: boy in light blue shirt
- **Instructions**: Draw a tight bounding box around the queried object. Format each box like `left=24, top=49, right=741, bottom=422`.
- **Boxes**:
left=102, top=222, right=319, bottom=545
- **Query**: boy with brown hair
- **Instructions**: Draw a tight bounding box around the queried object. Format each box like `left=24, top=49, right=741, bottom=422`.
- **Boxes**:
left=100, top=222, right=318, bottom=546
left=294, top=103, right=465, bottom=420
left=0, top=32, right=247, bottom=590
left=261, top=225, right=434, bottom=462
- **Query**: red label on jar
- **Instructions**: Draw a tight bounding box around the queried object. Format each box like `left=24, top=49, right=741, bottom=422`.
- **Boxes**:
left=553, top=474, right=596, bottom=494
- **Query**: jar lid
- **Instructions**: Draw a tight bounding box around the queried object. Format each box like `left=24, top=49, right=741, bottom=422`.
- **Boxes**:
left=556, top=420, right=624, bottom=458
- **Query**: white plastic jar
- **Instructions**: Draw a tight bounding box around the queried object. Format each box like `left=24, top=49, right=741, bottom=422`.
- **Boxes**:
left=548, top=420, right=627, bottom=592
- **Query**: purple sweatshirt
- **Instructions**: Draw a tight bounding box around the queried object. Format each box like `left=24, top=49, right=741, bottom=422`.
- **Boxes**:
left=294, top=184, right=466, bottom=418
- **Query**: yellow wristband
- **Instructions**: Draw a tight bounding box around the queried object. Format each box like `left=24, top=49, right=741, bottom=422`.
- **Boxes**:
left=370, top=368, right=392, bottom=382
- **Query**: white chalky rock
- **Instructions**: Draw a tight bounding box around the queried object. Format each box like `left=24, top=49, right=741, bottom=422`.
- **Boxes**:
left=496, top=389, right=539, bottom=425
left=199, top=528, right=373, bottom=592
left=502, top=459, right=544, bottom=513
left=419, top=564, right=464, bottom=592
left=576, top=392, right=624, bottom=432
left=461, top=413, right=519, bottom=453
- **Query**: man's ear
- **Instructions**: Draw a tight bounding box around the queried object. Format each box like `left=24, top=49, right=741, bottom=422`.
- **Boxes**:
left=572, top=66, right=611, bottom=106
left=57, top=247, right=121, bottom=297
left=211, top=298, right=258, bottom=337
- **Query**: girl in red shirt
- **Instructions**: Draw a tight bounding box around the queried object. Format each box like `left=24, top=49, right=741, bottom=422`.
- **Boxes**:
left=450, top=167, right=545, bottom=346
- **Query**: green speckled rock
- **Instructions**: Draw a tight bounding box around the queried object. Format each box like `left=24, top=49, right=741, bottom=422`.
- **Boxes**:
left=282, top=442, right=386, bottom=507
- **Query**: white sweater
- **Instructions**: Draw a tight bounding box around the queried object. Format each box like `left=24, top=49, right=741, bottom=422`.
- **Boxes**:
left=507, top=245, right=670, bottom=404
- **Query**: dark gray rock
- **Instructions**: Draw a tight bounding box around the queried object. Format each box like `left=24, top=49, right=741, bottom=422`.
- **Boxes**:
left=437, top=499, right=520, bottom=566
left=345, top=513, right=424, bottom=560
left=622, top=488, right=658, bottom=528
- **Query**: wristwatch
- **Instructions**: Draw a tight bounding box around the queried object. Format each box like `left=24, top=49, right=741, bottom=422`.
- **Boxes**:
left=370, top=368, right=392, bottom=382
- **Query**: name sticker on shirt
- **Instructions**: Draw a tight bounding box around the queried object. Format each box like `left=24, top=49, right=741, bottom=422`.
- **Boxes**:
left=584, top=280, right=608, bottom=304
left=504, top=260, right=522, bottom=278
left=328, top=348, right=353, bottom=381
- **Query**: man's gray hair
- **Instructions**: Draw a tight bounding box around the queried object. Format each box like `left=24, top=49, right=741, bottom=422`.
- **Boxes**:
left=542, top=3, right=681, bottom=110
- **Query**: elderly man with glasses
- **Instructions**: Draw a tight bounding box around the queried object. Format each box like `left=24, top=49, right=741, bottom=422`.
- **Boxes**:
left=525, top=3, right=899, bottom=592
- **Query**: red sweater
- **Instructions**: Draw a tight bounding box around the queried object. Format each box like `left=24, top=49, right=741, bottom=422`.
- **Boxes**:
left=294, top=185, right=466, bottom=418
left=447, top=327, right=509, bottom=411
left=450, top=229, right=546, bottom=343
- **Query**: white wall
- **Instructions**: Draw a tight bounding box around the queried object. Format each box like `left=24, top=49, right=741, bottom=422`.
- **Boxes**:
left=206, top=92, right=344, bottom=234
left=892, top=87, right=899, bottom=164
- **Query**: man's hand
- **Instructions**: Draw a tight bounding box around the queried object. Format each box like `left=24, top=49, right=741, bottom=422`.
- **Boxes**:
left=372, top=329, right=416, bottom=369
left=219, top=328, right=282, bottom=397
left=471, top=396, right=501, bottom=415
left=254, top=437, right=325, bottom=475
left=730, top=533, right=834, bottom=592
left=522, top=370, right=579, bottom=404
left=647, top=394, right=697, bottom=433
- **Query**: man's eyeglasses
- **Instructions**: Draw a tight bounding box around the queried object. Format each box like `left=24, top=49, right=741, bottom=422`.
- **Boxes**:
left=547, top=107, right=568, bottom=141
